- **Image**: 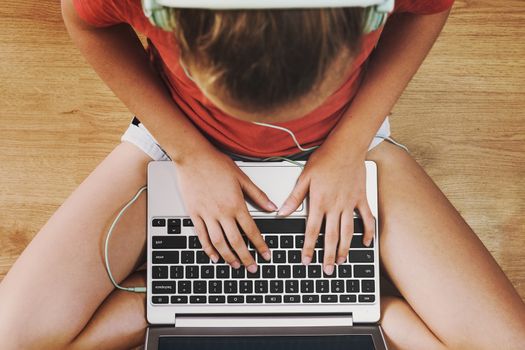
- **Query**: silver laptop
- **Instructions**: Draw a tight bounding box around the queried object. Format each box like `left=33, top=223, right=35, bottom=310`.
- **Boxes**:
left=145, top=160, right=388, bottom=349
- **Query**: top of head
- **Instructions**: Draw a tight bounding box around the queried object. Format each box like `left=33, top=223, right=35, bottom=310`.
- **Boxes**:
left=152, top=0, right=394, bottom=11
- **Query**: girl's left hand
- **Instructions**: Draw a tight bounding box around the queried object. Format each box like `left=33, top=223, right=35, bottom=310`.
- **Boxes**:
left=278, top=143, right=376, bottom=275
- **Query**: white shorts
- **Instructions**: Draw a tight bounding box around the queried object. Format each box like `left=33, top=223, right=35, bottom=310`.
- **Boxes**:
left=121, top=116, right=406, bottom=161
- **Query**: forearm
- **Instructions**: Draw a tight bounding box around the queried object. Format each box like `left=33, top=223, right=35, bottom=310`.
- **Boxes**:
left=328, top=9, right=452, bottom=154
left=61, top=0, right=213, bottom=164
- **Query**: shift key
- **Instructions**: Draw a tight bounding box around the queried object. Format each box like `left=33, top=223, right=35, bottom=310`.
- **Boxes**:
left=152, top=236, right=187, bottom=249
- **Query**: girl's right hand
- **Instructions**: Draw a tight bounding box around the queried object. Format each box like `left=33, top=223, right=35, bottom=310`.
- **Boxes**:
left=175, top=147, right=275, bottom=273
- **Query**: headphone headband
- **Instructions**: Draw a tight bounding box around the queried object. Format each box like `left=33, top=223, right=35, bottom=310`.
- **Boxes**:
left=142, top=0, right=395, bottom=33
left=153, top=0, right=394, bottom=11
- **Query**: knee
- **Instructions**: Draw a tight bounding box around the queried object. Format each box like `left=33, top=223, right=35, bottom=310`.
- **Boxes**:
left=0, top=284, right=71, bottom=350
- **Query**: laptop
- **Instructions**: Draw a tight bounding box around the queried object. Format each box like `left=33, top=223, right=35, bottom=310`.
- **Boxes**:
left=144, top=160, right=388, bottom=349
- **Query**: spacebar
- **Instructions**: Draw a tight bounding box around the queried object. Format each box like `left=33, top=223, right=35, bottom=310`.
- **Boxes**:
left=253, top=218, right=306, bottom=234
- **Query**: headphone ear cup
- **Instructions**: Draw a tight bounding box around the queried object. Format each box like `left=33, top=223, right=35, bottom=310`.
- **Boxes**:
left=362, top=6, right=388, bottom=34
left=142, top=0, right=175, bottom=31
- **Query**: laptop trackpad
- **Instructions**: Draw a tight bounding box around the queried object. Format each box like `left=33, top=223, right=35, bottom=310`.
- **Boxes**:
left=239, top=164, right=304, bottom=214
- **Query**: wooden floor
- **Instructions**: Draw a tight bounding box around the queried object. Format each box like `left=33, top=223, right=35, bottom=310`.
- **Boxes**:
left=0, top=0, right=523, bottom=318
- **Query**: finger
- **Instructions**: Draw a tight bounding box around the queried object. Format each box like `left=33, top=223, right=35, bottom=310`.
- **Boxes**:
left=323, top=212, right=340, bottom=276
left=336, top=210, right=354, bottom=265
left=220, top=217, right=258, bottom=273
left=237, top=211, right=271, bottom=261
left=192, top=215, right=219, bottom=263
left=358, top=200, right=376, bottom=247
left=239, top=175, right=277, bottom=212
left=279, top=174, right=309, bottom=216
left=301, top=206, right=323, bottom=265
left=205, top=219, right=240, bottom=268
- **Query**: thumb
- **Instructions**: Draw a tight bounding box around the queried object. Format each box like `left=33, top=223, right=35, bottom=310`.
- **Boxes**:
left=279, top=175, right=310, bottom=216
left=239, top=175, right=277, bottom=212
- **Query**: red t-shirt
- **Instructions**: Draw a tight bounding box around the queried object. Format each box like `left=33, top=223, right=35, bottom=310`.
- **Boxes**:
left=73, top=0, right=454, bottom=157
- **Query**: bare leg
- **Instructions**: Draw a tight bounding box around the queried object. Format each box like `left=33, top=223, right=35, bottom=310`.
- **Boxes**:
left=367, top=141, right=525, bottom=349
left=0, top=142, right=151, bottom=349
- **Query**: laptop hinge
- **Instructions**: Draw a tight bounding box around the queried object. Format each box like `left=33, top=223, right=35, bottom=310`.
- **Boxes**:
left=174, top=313, right=353, bottom=328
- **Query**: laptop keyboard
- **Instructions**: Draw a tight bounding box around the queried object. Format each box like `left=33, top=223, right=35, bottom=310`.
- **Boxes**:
left=150, top=218, right=376, bottom=305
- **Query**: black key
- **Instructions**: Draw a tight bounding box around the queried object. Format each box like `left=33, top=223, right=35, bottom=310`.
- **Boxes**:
left=338, top=264, right=352, bottom=278
left=302, top=295, right=319, bottom=303
left=265, top=295, right=282, bottom=303
left=318, top=250, right=324, bottom=264
left=354, top=265, right=375, bottom=278
left=185, top=265, right=199, bottom=279
left=152, top=266, right=168, bottom=279
left=196, top=251, right=209, bottom=264
left=181, top=251, right=194, bottom=264
left=308, top=265, right=322, bottom=278
left=201, top=265, right=214, bottom=279
left=300, top=280, right=314, bottom=293
left=293, top=265, right=306, bottom=278
left=170, top=266, right=184, bottom=279
left=315, top=235, right=324, bottom=248
left=152, top=236, right=186, bottom=249
left=189, top=236, right=202, bottom=249
left=247, top=295, right=263, bottom=304
left=280, top=235, right=294, bottom=248
left=269, top=280, right=283, bottom=293
left=362, top=280, right=375, bottom=293
left=273, top=250, right=286, bottom=263
left=311, top=251, right=317, bottom=263
left=183, top=218, right=193, bottom=227
left=285, top=280, right=299, bottom=293
left=257, top=253, right=270, bottom=264
left=322, top=266, right=337, bottom=278
left=331, top=280, right=345, bottom=293
left=354, top=218, right=364, bottom=233
left=216, top=265, right=230, bottom=279
left=167, top=225, right=181, bottom=234
left=152, top=296, right=168, bottom=304
left=349, top=250, right=374, bottom=263
left=240, top=280, right=253, bottom=294
left=262, top=265, right=276, bottom=279
left=295, top=236, right=304, bottom=248
left=209, top=296, right=225, bottom=303
left=255, top=280, right=268, bottom=294
left=177, top=280, right=191, bottom=294
left=152, top=281, right=176, bottom=294
left=153, top=251, right=179, bottom=264
left=190, top=296, right=206, bottom=304
left=254, top=218, right=306, bottom=233
left=265, top=235, right=279, bottom=248
left=359, top=295, right=375, bottom=303
left=232, top=266, right=245, bottom=279
left=321, top=295, right=338, bottom=303
left=284, top=295, right=301, bottom=303
left=193, top=280, right=207, bottom=294
left=248, top=249, right=256, bottom=260
left=316, top=280, right=330, bottom=293
left=288, top=250, right=301, bottom=264
left=277, top=265, right=291, bottom=278
left=346, top=280, right=360, bottom=293
left=209, top=280, right=222, bottom=294
left=228, top=295, right=244, bottom=304
left=340, top=294, right=357, bottom=303
left=152, top=219, right=166, bottom=227
left=171, top=295, right=187, bottom=304
left=224, top=281, right=237, bottom=294
left=168, top=219, right=181, bottom=227
left=247, top=267, right=261, bottom=279
left=350, top=234, right=374, bottom=248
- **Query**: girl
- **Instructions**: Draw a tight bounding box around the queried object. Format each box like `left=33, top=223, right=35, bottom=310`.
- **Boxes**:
left=0, top=0, right=523, bottom=349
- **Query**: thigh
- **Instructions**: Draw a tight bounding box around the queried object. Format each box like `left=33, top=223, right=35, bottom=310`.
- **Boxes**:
left=367, top=141, right=525, bottom=349
left=0, top=142, right=151, bottom=348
